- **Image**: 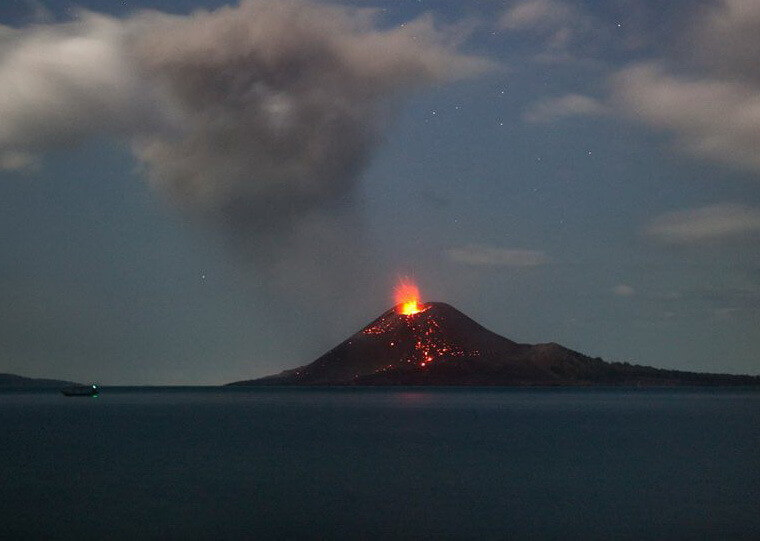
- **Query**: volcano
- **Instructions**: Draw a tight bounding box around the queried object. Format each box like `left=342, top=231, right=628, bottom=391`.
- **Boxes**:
left=230, top=301, right=760, bottom=386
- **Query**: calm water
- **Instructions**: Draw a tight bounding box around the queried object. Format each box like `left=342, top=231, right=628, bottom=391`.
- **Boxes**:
left=1, top=387, right=759, bottom=540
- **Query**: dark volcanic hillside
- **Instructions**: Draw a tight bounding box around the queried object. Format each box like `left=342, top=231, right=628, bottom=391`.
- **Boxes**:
left=230, top=302, right=760, bottom=386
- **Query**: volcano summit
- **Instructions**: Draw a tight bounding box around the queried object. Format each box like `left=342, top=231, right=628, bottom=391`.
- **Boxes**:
left=230, top=301, right=760, bottom=386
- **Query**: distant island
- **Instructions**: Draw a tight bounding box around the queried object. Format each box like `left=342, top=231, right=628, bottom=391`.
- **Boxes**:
left=0, top=373, right=79, bottom=389
left=229, top=302, right=760, bottom=387
left=0, top=374, right=78, bottom=389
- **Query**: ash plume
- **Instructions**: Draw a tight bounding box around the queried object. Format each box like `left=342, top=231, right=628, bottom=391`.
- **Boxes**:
left=0, top=0, right=491, bottom=289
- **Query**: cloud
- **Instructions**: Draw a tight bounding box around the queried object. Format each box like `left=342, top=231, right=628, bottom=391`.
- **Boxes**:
left=500, top=0, right=575, bottom=29
left=612, top=63, right=760, bottom=171
left=499, top=0, right=599, bottom=62
left=523, top=93, right=608, bottom=123
left=692, top=0, right=760, bottom=83
left=0, top=0, right=492, bottom=290
left=0, top=150, right=37, bottom=171
left=0, top=14, right=154, bottom=153
left=127, top=2, right=492, bottom=226
left=499, top=0, right=588, bottom=40
left=0, top=2, right=490, bottom=214
left=644, top=204, right=760, bottom=244
left=514, top=1, right=760, bottom=174
left=612, top=284, right=635, bottom=297
left=611, top=0, right=760, bottom=173
left=445, top=244, right=549, bottom=267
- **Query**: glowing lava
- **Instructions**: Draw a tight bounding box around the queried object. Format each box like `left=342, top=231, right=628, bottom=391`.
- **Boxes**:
left=395, top=278, right=424, bottom=315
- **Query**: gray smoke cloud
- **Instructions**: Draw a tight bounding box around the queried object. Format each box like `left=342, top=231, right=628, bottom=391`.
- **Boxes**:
left=127, top=1, right=491, bottom=227
left=0, top=0, right=491, bottom=285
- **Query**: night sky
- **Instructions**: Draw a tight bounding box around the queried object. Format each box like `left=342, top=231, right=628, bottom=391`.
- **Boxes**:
left=1, top=0, right=758, bottom=384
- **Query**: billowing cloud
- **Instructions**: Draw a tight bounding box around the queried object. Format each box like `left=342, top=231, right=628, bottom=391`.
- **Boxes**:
left=0, top=0, right=491, bottom=290
left=523, top=93, right=608, bottom=123
left=644, top=204, right=760, bottom=244
left=611, top=0, right=760, bottom=173
left=612, top=284, right=635, bottom=297
left=0, top=1, right=490, bottom=219
left=126, top=2, right=491, bottom=225
left=446, top=244, right=549, bottom=267
left=0, top=13, right=153, bottom=161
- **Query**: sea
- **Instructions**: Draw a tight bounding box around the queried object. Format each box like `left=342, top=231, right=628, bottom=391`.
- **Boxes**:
left=1, top=387, right=759, bottom=540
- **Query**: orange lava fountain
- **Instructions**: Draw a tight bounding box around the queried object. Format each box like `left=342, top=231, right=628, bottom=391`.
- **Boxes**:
left=395, top=278, right=425, bottom=315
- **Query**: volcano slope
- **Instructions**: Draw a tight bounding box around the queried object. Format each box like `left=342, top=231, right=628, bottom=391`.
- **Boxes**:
left=230, top=302, right=760, bottom=386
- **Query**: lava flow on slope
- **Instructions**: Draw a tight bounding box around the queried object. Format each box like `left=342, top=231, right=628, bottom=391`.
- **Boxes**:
left=241, top=279, right=556, bottom=385
left=231, top=279, right=760, bottom=386
left=259, top=301, right=503, bottom=385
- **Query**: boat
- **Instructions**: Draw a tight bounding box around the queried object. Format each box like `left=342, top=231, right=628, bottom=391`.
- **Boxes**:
left=61, top=384, right=99, bottom=397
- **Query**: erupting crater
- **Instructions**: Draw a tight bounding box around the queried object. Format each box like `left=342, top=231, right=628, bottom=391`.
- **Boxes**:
left=394, top=278, right=428, bottom=316
left=234, top=278, right=593, bottom=385
left=230, top=279, right=760, bottom=387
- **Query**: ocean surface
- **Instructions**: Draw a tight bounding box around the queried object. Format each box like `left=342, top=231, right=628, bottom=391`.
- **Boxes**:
left=1, top=387, right=759, bottom=540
